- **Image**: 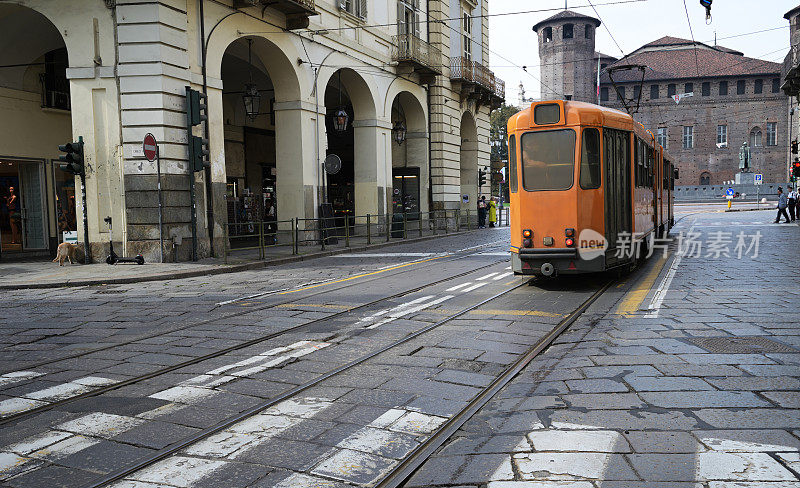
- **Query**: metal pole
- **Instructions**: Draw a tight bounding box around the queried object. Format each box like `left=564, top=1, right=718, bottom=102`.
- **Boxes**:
left=345, top=215, right=350, bottom=247
left=403, top=212, right=407, bottom=239
left=186, top=86, right=198, bottom=262
left=80, top=170, right=91, bottom=264
left=366, top=214, right=371, bottom=245
left=386, top=213, right=390, bottom=242
left=223, top=222, right=229, bottom=264
left=258, top=220, right=264, bottom=260
left=156, top=146, right=164, bottom=263
left=292, top=218, right=298, bottom=255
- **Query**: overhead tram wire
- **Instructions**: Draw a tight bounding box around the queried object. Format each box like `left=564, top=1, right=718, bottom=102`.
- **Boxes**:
left=586, top=0, right=625, bottom=56
left=682, top=0, right=702, bottom=78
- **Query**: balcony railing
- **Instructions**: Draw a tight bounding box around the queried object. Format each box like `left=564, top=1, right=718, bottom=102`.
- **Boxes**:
left=39, top=73, right=70, bottom=111
left=391, top=34, right=442, bottom=75
left=450, top=57, right=505, bottom=104
left=233, top=0, right=317, bottom=27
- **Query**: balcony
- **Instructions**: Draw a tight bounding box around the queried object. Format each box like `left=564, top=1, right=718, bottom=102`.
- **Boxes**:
left=233, top=0, right=317, bottom=29
left=391, top=34, right=442, bottom=78
left=450, top=57, right=505, bottom=108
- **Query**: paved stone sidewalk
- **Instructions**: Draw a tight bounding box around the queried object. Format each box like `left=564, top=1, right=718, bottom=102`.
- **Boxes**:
left=405, top=209, right=800, bottom=487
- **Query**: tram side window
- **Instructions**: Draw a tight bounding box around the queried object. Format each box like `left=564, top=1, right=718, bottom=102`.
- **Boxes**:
left=580, top=128, right=601, bottom=189
left=521, top=129, right=576, bottom=191
left=509, top=134, right=518, bottom=193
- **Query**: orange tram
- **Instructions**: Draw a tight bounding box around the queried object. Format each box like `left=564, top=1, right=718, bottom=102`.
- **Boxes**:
left=508, top=100, right=677, bottom=277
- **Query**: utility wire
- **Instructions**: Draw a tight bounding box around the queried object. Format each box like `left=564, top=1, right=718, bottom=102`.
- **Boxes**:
left=586, top=0, right=625, bottom=56
left=682, top=0, right=702, bottom=78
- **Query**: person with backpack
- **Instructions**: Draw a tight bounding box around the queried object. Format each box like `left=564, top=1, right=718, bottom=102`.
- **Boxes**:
left=775, top=187, right=790, bottom=224
left=477, top=196, right=487, bottom=228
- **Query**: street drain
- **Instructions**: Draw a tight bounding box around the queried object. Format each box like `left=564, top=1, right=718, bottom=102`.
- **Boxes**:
left=687, top=336, right=797, bottom=354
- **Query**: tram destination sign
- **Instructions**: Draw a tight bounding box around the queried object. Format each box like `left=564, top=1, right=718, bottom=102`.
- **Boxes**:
left=143, top=133, right=158, bottom=162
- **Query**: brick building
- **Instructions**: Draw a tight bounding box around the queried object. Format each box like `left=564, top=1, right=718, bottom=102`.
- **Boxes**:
left=598, top=37, right=788, bottom=186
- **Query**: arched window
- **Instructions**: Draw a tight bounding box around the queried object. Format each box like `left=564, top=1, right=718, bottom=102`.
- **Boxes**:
left=585, top=24, right=593, bottom=39
left=543, top=26, right=552, bottom=43
left=699, top=172, right=711, bottom=185
left=750, top=127, right=763, bottom=147
left=563, top=23, right=573, bottom=39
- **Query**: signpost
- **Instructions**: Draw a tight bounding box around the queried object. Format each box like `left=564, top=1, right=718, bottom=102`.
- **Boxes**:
left=143, top=133, right=163, bottom=263
left=755, top=173, right=762, bottom=207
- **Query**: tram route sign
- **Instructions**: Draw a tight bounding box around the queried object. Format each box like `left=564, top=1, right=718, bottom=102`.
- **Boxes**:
left=143, top=133, right=158, bottom=162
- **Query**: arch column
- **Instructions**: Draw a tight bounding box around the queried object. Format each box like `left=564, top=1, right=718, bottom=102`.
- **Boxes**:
left=460, top=137, right=479, bottom=212
left=352, top=118, right=392, bottom=216
left=275, top=100, right=321, bottom=221
left=404, top=131, right=430, bottom=215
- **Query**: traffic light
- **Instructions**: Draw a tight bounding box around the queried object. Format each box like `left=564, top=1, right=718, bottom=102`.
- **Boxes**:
left=792, top=140, right=798, bottom=155
left=186, top=87, right=209, bottom=172
left=478, top=168, right=487, bottom=187
left=793, top=160, right=800, bottom=178
left=57, top=138, right=85, bottom=176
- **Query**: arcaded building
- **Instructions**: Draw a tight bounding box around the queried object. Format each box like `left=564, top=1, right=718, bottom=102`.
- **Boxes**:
left=0, top=0, right=503, bottom=262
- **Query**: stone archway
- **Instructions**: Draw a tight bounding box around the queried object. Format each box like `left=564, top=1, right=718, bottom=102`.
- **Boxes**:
left=459, top=111, right=479, bottom=216
left=389, top=90, right=428, bottom=217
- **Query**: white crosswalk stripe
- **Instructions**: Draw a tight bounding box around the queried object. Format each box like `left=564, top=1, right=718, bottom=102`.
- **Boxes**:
left=477, top=272, right=499, bottom=280
left=461, top=282, right=488, bottom=293
left=0, top=376, right=116, bottom=417
left=445, top=282, right=472, bottom=292
left=492, top=272, right=513, bottom=280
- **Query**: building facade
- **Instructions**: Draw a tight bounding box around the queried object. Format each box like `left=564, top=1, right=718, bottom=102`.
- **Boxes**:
left=531, top=10, right=788, bottom=188
left=0, top=0, right=503, bottom=262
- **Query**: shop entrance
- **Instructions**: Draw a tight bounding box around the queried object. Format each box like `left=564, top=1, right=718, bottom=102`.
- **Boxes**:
left=0, top=159, right=48, bottom=254
left=392, top=167, right=420, bottom=219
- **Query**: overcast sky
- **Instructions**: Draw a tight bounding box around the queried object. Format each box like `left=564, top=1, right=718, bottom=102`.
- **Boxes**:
left=488, top=0, right=797, bottom=105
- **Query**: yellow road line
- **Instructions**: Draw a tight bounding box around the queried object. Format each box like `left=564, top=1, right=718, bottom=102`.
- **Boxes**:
left=614, top=256, right=667, bottom=316
left=427, top=308, right=564, bottom=318
left=277, top=256, right=446, bottom=295
left=275, top=303, right=351, bottom=310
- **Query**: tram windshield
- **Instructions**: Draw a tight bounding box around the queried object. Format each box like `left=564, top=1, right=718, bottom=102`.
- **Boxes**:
left=520, top=129, right=576, bottom=191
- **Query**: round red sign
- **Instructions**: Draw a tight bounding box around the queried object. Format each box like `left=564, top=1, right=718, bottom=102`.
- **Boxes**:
left=143, top=133, right=158, bottom=162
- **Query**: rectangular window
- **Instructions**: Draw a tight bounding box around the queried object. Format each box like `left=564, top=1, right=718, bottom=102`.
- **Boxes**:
left=463, top=13, right=472, bottom=61
left=600, top=87, right=609, bottom=102
left=702, top=82, right=710, bottom=96
left=521, top=129, right=576, bottom=191
left=657, top=127, right=667, bottom=148
left=616, top=86, right=625, bottom=100
left=737, top=79, right=746, bottom=95
left=580, top=128, right=601, bottom=189
left=767, top=122, right=777, bottom=146
left=773, top=78, right=780, bottom=93
left=685, top=82, right=694, bottom=94
left=633, top=85, right=641, bottom=100
left=508, top=134, right=517, bottom=193
left=668, top=84, right=676, bottom=97
left=683, top=126, right=693, bottom=149
left=339, top=0, right=367, bottom=20
left=754, top=79, right=763, bottom=94
left=650, top=84, right=659, bottom=99
left=719, top=81, right=728, bottom=96
left=717, top=124, right=727, bottom=147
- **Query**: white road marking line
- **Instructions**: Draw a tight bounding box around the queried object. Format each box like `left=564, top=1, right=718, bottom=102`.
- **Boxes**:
left=339, top=253, right=438, bottom=258
left=121, top=456, right=227, bottom=488
left=0, top=371, right=43, bottom=388
left=644, top=253, right=682, bottom=318
left=58, top=412, right=145, bottom=438
left=492, top=272, right=513, bottom=280
left=477, top=272, right=499, bottom=281
left=0, top=376, right=116, bottom=417
left=505, top=266, right=511, bottom=270
left=4, top=431, right=72, bottom=456
left=0, top=398, right=48, bottom=417
left=365, top=295, right=454, bottom=329
left=273, top=473, right=343, bottom=488
left=445, top=282, right=472, bottom=292
left=358, top=296, right=436, bottom=324
left=461, top=282, right=488, bottom=293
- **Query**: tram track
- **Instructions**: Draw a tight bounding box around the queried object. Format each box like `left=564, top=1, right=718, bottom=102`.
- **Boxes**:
left=3, top=240, right=506, bottom=375
left=79, top=277, right=616, bottom=488
left=0, top=243, right=510, bottom=426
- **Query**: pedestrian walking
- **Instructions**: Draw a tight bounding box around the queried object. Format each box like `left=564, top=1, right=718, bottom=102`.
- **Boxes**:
left=775, top=187, right=791, bottom=224
left=789, top=187, right=798, bottom=222
left=477, top=196, right=487, bottom=228
left=488, top=197, right=497, bottom=227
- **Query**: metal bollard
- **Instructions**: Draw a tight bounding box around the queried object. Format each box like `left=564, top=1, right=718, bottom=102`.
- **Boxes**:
left=223, top=224, right=229, bottom=264
left=403, top=212, right=408, bottom=239
left=292, top=218, right=298, bottom=255
left=386, top=214, right=391, bottom=242
left=258, top=221, right=264, bottom=261
left=367, top=214, right=371, bottom=245
left=419, top=214, right=423, bottom=237
left=467, top=209, right=471, bottom=230
left=345, top=216, right=350, bottom=247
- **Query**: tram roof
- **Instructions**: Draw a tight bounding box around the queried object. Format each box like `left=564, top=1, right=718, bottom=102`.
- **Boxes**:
left=509, top=100, right=632, bottom=133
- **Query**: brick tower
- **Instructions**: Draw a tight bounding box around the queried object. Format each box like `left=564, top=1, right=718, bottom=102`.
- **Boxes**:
left=533, top=10, right=601, bottom=102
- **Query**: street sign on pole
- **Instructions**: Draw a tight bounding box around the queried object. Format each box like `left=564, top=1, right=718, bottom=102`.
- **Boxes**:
left=754, top=173, right=763, bottom=185
left=143, top=133, right=158, bottom=162
left=726, top=187, right=734, bottom=200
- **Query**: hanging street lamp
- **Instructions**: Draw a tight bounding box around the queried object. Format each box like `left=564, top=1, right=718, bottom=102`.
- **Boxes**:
left=241, top=39, right=261, bottom=120
left=392, top=120, right=407, bottom=145
left=333, top=107, right=349, bottom=132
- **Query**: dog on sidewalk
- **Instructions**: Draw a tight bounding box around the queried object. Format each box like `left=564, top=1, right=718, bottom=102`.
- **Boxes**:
left=52, top=242, right=78, bottom=266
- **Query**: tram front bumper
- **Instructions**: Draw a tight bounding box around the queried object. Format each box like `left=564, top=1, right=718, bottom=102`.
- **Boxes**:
left=512, top=248, right=605, bottom=275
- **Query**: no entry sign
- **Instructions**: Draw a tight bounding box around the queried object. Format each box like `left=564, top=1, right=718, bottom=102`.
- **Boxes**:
left=143, top=133, right=158, bottom=162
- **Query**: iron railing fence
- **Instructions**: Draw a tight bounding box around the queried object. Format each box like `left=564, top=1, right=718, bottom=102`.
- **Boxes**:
left=391, top=34, right=442, bottom=74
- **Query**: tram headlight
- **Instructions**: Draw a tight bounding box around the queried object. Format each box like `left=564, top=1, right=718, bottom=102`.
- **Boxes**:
left=522, top=229, right=533, bottom=238
left=565, top=237, right=574, bottom=247
left=565, top=228, right=575, bottom=238
left=522, top=238, right=533, bottom=248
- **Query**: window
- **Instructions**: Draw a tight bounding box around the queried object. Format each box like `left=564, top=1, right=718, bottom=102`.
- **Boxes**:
left=650, top=84, right=659, bottom=99
left=668, top=84, right=676, bottom=97
left=563, top=23, right=573, bottom=39
left=702, top=82, right=710, bottom=96
left=616, top=86, right=626, bottom=101
left=657, top=127, right=667, bottom=148
left=699, top=172, right=710, bottom=185
left=750, top=127, right=762, bottom=147
left=683, top=126, right=693, bottom=149
left=633, top=85, right=641, bottom=100
left=754, top=79, right=763, bottom=94
left=719, top=81, right=728, bottom=95
left=767, top=122, right=777, bottom=146
left=508, top=135, right=517, bottom=193
left=339, top=0, right=366, bottom=20
left=585, top=24, right=592, bottom=39
left=521, top=129, right=576, bottom=191
left=773, top=78, right=781, bottom=93
left=543, top=26, right=552, bottom=43
left=463, top=13, right=472, bottom=61
left=717, top=125, right=727, bottom=147
left=600, top=87, right=609, bottom=102
left=685, top=82, right=693, bottom=94
left=580, top=128, right=601, bottom=189
left=737, top=80, right=746, bottom=95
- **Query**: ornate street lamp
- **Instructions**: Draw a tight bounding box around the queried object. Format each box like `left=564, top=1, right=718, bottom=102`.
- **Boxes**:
left=392, top=120, right=407, bottom=145
left=242, top=39, right=261, bottom=120
left=333, top=107, right=349, bottom=132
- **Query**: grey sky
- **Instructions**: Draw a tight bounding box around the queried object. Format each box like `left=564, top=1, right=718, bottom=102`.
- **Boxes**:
left=489, top=0, right=797, bottom=105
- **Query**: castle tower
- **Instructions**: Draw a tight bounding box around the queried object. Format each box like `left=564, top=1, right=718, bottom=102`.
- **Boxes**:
left=533, top=10, right=601, bottom=102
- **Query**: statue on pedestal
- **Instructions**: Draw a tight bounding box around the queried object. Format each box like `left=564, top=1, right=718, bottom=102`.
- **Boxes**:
left=739, top=141, right=750, bottom=172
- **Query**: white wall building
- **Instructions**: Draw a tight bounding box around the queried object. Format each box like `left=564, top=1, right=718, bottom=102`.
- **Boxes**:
left=0, top=0, right=502, bottom=262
